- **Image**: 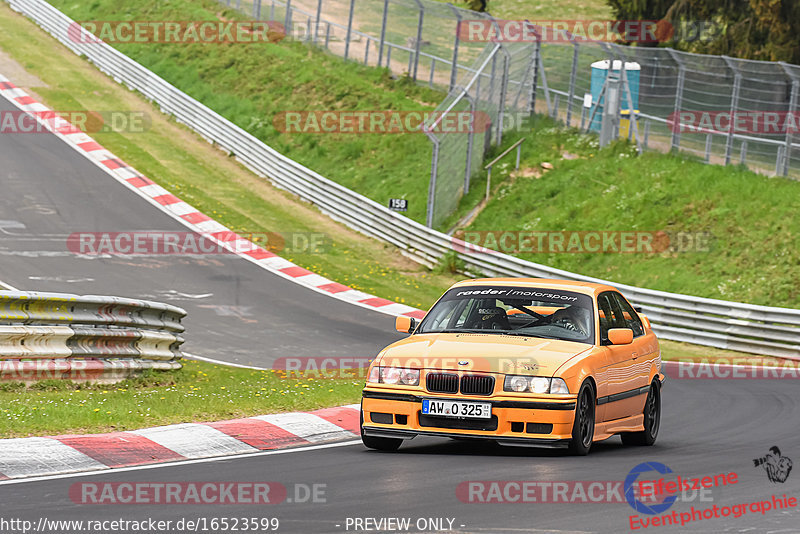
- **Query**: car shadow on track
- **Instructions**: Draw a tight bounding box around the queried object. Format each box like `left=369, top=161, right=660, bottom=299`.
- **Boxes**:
left=361, top=436, right=635, bottom=457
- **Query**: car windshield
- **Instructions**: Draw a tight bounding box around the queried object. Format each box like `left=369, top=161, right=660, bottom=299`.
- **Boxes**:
left=416, top=285, right=595, bottom=344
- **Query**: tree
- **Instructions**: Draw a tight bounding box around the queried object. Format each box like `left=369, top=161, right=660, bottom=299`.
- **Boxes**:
left=461, top=0, right=488, bottom=12
left=605, top=0, right=800, bottom=63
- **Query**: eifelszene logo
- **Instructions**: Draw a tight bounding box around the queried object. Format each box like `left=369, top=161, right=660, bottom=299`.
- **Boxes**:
left=625, top=462, right=678, bottom=515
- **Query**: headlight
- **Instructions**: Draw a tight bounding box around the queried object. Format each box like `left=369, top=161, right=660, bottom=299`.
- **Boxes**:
left=507, top=376, right=529, bottom=392
left=530, top=376, right=550, bottom=394
left=503, top=375, right=570, bottom=394
left=367, top=366, right=420, bottom=386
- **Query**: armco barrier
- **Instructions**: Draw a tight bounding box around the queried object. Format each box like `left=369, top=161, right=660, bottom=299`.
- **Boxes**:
left=0, top=290, right=185, bottom=382
left=6, top=0, right=800, bottom=359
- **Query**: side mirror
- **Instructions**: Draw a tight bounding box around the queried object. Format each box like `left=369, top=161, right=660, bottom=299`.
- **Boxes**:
left=608, top=328, right=633, bottom=345
left=395, top=315, right=417, bottom=334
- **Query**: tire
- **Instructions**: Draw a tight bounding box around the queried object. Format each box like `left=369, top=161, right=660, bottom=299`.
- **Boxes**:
left=360, top=410, right=402, bottom=451
left=568, top=381, right=596, bottom=456
left=621, top=381, right=661, bottom=446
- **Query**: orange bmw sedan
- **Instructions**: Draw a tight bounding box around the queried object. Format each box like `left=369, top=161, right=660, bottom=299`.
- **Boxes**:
left=360, top=278, right=664, bottom=455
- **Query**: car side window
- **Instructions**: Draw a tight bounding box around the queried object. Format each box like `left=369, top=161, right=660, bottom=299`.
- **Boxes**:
left=609, top=292, right=645, bottom=338
left=452, top=299, right=476, bottom=328
left=596, top=293, right=625, bottom=344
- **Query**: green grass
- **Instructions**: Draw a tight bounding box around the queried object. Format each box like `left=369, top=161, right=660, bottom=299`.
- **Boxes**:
left=0, top=342, right=786, bottom=437
left=46, top=0, right=444, bottom=227
left=452, top=117, right=800, bottom=307
left=443, top=0, right=613, bottom=21
left=0, top=360, right=363, bottom=438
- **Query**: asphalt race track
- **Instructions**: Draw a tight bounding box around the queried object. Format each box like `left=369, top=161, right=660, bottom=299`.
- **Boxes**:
left=0, top=96, right=401, bottom=366
left=2, top=94, right=800, bottom=533
left=2, top=380, right=800, bottom=533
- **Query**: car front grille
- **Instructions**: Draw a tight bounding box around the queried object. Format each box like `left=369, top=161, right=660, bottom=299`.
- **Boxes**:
left=425, top=373, right=495, bottom=396
left=460, top=375, right=495, bottom=396
left=426, top=372, right=459, bottom=393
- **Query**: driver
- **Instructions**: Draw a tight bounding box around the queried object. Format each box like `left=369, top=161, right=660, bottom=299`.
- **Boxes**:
left=549, top=306, right=590, bottom=335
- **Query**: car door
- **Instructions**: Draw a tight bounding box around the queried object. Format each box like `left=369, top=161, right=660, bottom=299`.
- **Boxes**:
left=595, top=291, right=644, bottom=421
left=609, top=290, right=657, bottom=403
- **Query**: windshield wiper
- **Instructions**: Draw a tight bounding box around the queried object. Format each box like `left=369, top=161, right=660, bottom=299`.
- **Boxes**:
left=498, top=331, right=561, bottom=340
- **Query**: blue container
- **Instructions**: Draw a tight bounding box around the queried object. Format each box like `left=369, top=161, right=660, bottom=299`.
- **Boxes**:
left=589, top=60, right=640, bottom=131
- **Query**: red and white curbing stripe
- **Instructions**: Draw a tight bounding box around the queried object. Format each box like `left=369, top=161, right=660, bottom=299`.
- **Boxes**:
left=0, top=73, right=425, bottom=321
left=0, top=404, right=361, bottom=480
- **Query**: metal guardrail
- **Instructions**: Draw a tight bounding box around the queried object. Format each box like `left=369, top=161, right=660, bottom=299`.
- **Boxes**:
left=0, top=290, right=186, bottom=381
left=7, top=0, right=800, bottom=359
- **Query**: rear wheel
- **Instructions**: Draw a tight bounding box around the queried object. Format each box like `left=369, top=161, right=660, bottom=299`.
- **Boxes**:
left=621, top=381, right=661, bottom=446
left=360, top=410, right=402, bottom=451
left=568, top=381, right=595, bottom=456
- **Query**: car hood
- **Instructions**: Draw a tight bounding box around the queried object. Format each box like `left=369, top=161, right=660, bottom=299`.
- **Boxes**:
left=376, top=333, right=592, bottom=376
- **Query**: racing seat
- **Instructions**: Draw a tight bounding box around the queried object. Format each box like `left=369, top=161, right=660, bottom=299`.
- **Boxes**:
left=466, top=303, right=510, bottom=330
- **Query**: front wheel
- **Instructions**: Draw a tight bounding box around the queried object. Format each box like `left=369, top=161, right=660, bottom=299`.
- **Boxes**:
left=621, top=381, right=661, bottom=446
left=568, top=381, right=595, bottom=455
left=360, top=410, right=402, bottom=451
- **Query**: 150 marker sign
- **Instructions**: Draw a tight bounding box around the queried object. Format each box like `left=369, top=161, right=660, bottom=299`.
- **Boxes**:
left=389, top=199, right=408, bottom=212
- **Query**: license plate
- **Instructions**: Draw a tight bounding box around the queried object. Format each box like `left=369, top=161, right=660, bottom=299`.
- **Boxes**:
left=421, top=399, right=492, bottom=419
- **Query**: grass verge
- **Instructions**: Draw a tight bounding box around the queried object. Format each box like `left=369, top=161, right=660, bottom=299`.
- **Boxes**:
left=439, top=0, right=612, bottom=21
left=0, top=360, right=363, bottom=438
left=454, top=118, right=800, bottom=307
left=1, top=344, right=792, bottom=438
left=46, top=0, right=445, bottom=226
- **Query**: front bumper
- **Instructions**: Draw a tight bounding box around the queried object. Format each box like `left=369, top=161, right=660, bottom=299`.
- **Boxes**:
left=361, top=388, right=577, bottom=447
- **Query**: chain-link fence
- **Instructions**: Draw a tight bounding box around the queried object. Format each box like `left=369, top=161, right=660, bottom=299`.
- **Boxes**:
left=535, top=38, right=800, bottom=179
left=223, top=0, right=493, bottom=90
left=218, top=0, right=800, bottom=229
